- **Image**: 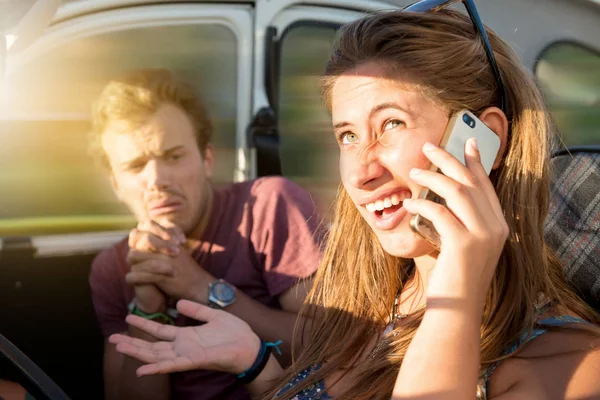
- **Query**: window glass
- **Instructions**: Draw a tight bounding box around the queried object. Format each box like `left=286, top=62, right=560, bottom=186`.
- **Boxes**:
left=536, top=42, right=600, bottom=146
left=278, top=25, right=339, bottom=219
left=0, top=23, right=237, bottom=236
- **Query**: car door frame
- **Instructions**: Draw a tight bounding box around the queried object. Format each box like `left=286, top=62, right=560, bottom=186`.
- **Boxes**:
left=247, top=0, right=397, bottom=179
left=0, top=2, right=254, bottom=255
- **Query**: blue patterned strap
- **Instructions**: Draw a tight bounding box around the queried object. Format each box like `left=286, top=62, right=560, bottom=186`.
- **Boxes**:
left=277, top=364, right=332, bottom=400
left=482, top=315, right=590, bottom=398
left=537, top=315, right=590, bottom=327
left=507, top=316, right=589, bottom=354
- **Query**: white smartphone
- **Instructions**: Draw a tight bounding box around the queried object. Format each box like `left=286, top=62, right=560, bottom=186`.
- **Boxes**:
left=409, top=109, right=501, bottom=250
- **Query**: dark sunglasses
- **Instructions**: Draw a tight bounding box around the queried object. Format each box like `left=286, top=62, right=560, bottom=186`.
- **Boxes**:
left=403, top=0, right=507, bottom=114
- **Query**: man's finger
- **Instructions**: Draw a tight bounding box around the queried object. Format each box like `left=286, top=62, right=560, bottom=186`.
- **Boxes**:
left=125, top=271, right=163, bottom=285
left=114, top=342, right=156, bottom=363
left=130, top=230, right=180, bottom=256
left=108, top=333, right=167, bottom=351
left=141, top=220, right=186, bottom=245
left=114, top=342, right=174, bottom=365
left=138, top=221, right=172, bottom=242
left=154, top=220, right=186, bottom=244
left=124, top=314, right=178, bottom=341
left=137, top=357, right=197, bottom=376
left=109, top=334, right=173, bottom=351
left=130, top=259, right=173, bottom=276
left=127, top=249, right=171, bottom=265
left=128, top=228, right=141, bottom=248
left=177, top=299, right=221, bottom=323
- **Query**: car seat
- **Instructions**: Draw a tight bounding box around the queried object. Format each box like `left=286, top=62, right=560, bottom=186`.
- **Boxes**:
left=545, top=146, right=600, bottom=311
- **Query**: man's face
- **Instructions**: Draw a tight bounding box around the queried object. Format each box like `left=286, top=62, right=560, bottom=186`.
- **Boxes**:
left=102, top=103, right=214, bottom=234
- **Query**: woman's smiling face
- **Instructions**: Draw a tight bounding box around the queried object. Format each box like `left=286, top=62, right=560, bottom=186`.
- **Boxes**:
left=332, top=62, right=451, bottom=258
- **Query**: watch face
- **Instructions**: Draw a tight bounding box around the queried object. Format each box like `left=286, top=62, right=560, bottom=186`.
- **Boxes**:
left=213, top=282, right=236, bottom=303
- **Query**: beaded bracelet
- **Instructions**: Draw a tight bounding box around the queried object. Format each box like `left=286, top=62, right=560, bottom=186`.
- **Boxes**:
left=237, top=340, right=282, bottom=384
left=128, top=301, right=175, bottom=325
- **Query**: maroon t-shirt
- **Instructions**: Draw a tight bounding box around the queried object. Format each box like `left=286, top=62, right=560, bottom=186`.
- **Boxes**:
left=89, top=177, right=324, bottom=400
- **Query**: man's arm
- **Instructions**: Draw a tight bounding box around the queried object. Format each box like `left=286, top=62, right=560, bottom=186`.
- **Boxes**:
left=102, top=288, right=172, bottom=400
left=277, top=278, right=312, bottom=314
left=212, top=279, right=313, bottom=367
left=124, top=178, right=322, bottom=367
left=248, top=177, right=323, bottom=364
left=229, top=177, right=321, bottom=366
left=108, top=300, right=287, bottom=400
left=104, top=329, right=171, bottom=400
left=126, top=251, right=311, bottom=367
left=90, top=247, right=171, bottom=400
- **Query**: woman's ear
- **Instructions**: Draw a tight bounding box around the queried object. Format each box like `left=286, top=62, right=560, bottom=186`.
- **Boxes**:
left=478, top=107, right=509, bottom=169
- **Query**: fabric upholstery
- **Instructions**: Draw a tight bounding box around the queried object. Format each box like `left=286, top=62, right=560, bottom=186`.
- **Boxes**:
left=545, top=147, right=600, bottom=311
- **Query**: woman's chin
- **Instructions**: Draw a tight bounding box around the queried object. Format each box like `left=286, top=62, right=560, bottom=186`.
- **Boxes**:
left=376, top=222, right=436, bottom=259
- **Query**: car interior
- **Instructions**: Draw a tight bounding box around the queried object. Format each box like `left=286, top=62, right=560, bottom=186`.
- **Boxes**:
left=1, top=145, right=599, bottom=400
left=0, top=1, right=598, bottom=399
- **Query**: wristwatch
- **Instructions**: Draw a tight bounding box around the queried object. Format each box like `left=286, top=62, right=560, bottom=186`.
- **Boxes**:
left=208, top=279, right=237, bottom=309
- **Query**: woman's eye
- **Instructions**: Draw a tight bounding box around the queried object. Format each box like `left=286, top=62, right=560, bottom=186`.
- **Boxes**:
left=341, top=132, right=358, bottom=144
left=383, top=119, right=404, bottom=131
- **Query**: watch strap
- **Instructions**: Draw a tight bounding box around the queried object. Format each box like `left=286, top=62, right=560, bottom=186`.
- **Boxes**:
left=207, top=300, right=222, bottom=309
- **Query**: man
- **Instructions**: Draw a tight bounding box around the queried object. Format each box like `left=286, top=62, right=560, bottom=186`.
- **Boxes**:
left=88, top=69, right=323, bottom=400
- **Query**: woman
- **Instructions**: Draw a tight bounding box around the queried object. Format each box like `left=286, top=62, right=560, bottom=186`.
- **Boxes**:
left=109, top=8, right=600, bottom=399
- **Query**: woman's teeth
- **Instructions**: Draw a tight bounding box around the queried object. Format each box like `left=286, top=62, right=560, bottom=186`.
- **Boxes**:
left=365, top=193, right=410, bottom=213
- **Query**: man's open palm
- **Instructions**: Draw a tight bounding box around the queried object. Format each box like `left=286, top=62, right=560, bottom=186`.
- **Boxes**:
left=109, top=300, right=261, bottom=376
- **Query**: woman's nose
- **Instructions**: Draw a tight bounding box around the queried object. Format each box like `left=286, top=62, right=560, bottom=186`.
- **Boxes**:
left=346, top=150, right=385, bottom=189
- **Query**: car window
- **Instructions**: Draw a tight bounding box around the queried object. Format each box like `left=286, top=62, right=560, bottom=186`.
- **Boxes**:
left=0, top=23, right=237, bottom=236
left=278, top=25, right=339, bottom=218
left=535, top=42, right=600, bottom=147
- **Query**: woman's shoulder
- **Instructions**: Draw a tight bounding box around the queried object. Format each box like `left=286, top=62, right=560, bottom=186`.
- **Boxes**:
left=488, top=320, right=600, bottom=399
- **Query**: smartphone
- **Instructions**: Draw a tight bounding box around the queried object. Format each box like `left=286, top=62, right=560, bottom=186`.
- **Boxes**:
left=409, top=110, right=501, bottom=250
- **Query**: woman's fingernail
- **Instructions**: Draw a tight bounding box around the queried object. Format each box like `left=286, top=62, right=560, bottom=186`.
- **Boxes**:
left=423, top=142, right=437, bottom=152
left=470, top=137, right=479, bottom=151
left=410, top=168, right=422, bottom=176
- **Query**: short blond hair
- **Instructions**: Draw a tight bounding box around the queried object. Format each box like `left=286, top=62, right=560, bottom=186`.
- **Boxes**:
left=90, top=68, right=212, bottom=170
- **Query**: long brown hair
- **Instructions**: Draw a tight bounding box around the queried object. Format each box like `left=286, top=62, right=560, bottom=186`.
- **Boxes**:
left=269, top=10, right=600, bottom=400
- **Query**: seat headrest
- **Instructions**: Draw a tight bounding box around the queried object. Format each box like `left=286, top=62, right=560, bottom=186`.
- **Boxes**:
left=545, top=146, right=600, bottom=311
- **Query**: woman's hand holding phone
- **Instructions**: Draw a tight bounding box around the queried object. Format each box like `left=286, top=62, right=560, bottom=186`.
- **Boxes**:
left=402, top=138, right=508, bottom=311
left=396, top=139, right=508, bottom=400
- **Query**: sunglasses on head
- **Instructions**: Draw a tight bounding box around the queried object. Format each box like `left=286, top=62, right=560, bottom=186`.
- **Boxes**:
left=403, top=0, right=507, bottom=114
